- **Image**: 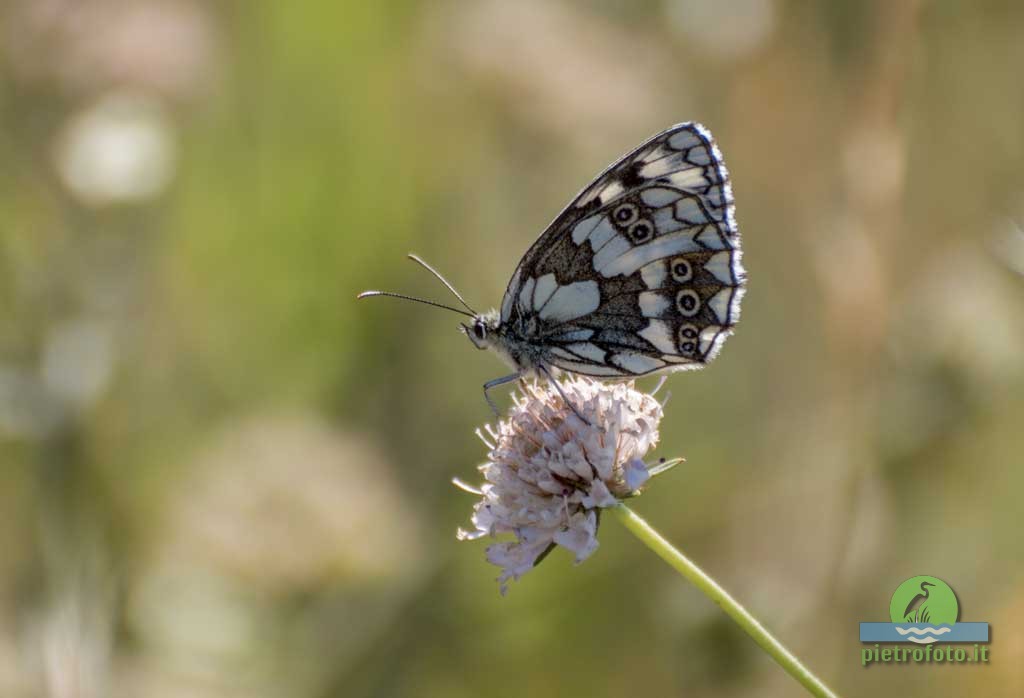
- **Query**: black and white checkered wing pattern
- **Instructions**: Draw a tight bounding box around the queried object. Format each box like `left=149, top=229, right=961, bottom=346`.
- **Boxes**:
left=499, top=122, right=744, bottom=377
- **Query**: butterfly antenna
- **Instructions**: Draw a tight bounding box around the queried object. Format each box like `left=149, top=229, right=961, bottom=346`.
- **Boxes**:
left=407, top=254, right=477, bottom=315
left=356, top=291, right=475, bottom=318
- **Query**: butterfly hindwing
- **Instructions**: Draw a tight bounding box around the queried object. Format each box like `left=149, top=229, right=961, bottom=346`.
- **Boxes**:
left=499, top=122, right=744, bottom=378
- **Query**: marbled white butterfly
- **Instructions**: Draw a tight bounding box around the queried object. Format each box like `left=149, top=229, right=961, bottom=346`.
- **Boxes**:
left=359, top=123, right=745, bottom=414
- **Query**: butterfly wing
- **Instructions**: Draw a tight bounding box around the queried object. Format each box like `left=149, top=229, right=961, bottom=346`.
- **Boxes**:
left=499, top=122, right=745, bottom=377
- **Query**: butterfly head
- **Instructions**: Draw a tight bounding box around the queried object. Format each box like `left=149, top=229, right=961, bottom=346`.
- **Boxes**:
left=462, top=311, right=501, bottom=351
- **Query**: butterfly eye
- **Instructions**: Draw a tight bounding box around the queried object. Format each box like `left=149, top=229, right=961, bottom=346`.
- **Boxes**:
left=613, top=203, right=639, bottom=226
left=473, top=322, right=487, bottom=341
left=676, top=289, right=701, bottom=317
left=670, top=258, right=693, bottom=283
left=627, top=219, right=653, bottom=243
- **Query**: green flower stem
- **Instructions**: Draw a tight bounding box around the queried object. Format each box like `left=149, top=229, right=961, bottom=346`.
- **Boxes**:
left=612, top=503, right=839, bottom=698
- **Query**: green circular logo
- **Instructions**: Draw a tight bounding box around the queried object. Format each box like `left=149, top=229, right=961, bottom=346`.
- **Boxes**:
left=889, top=576, right=958, bottom=625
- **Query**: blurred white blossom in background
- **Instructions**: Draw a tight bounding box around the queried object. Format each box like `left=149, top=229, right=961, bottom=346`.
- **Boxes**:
left=41, top=318, right=115, bottom=409
left=3, top=0, right=217, bottom=100
left=665, top=0, right=777, bottom=61
left=432, top=0, right=685, bottom=149
left=54, top=92, right=177, bottom=207
left=124, top=414, right=430, bottom=693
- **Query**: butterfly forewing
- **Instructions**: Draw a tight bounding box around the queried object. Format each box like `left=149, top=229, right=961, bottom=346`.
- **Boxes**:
left=499, top=122, right=744, bottom=378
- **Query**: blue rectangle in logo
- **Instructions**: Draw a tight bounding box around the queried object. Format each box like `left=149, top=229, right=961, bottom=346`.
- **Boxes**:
left=860, top=623, right=989, bottom=643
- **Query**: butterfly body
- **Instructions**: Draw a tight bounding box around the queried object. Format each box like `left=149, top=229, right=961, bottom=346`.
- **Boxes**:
left=360, top=122, right=744, bottom=413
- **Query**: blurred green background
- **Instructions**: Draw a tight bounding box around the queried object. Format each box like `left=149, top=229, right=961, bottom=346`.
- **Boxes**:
left=1, top=1, right=1023, bottom=696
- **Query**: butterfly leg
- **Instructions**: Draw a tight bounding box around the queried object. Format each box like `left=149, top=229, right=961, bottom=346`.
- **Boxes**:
left=483, top=373, right=521, bottom=417
left=538, top=364, right=591, bottom=426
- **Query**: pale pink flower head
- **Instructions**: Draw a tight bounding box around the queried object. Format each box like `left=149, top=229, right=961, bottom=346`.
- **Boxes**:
left=457, top=377, right=670, bottom=593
